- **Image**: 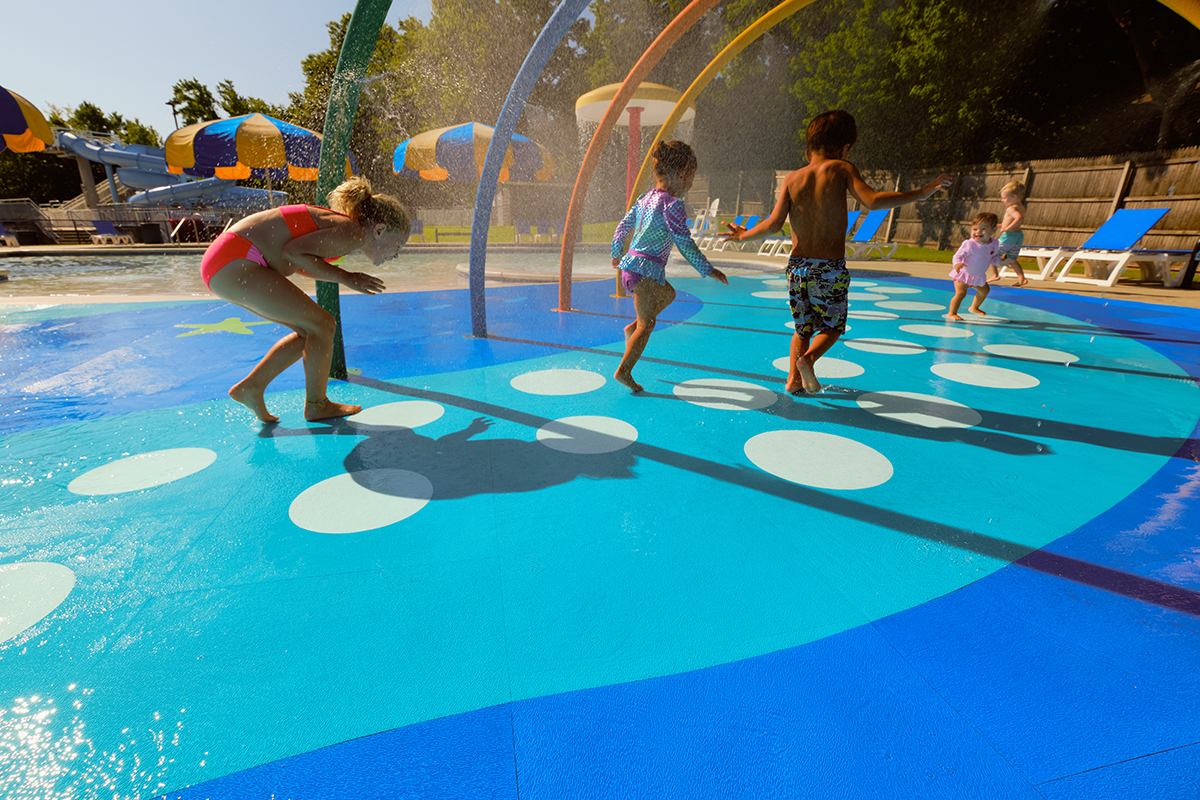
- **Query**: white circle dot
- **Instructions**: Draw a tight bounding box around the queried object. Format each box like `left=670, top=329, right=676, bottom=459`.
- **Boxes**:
left=898, top=324, right=975, bottom=339
left=0, top=563, right=76, bottom=644
left=745, top=431, right=893, bottom=490
left=537, top=416, right=638, bottom=454
left=855, top=281, right=878, bottom=287
left=348, top=401, right=444, bottom=428
left=857, top=391, right=982, bottom=429
left=762, top=278, right=788, bottom=287
left=960, top=314, right=1009, bottom=325
left=772, top=356, right=864, bottom=379
left=848, top=309, right=898, bottom=320
left=843, top=338, right=927, bottom=355
left=68, top=448, right=216, bottom=495
left=752, top=291, right=791, bottom=300
left=982, top=344, right=1080, bottom=364
left=510, top=369, right=606, bottom=395
left=871, top=286, right=922, bottom=295
left=289, top=469, right=433, bottom=533
left=849, top=291, right=889, bottom=301
left=876, top=301, right=946, bottom=311
left=673, top=378, right=778, bottom=410
left=931, top=363, right=1040, bottom=388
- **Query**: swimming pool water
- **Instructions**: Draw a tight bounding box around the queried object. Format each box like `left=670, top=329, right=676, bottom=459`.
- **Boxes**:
left=0, top=250, right=714, bottom=298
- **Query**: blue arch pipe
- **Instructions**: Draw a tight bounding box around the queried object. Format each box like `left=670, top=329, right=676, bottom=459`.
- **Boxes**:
left=467, top=0, right=591, bottom=337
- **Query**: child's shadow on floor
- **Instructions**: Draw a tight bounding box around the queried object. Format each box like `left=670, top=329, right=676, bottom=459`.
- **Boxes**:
left=343, top=416, right=637, bottom=499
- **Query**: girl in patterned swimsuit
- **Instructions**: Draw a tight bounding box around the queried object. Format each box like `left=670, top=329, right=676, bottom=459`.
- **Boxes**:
left=610, top=140, right=728, bottom=393
left=200, top=176, right=410, bottom=423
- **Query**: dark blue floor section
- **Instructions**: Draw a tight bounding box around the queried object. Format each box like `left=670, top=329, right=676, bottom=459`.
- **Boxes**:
left=155, top=281, right=1200, bottom=800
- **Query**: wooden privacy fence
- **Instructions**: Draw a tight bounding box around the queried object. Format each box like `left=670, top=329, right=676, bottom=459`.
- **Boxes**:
left=836, top=145, right=1200, bottom=252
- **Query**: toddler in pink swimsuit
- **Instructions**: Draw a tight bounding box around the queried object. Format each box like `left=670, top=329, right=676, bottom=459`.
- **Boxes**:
left=946, top=212, right=1004, bottom=321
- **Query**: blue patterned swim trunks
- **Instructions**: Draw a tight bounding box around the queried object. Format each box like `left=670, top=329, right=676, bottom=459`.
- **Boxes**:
left=998, top=230, right=1024, bottom=260
left=786, top=256, right=850, bottom=337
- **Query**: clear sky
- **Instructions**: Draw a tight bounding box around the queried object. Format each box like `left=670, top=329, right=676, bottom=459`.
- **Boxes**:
left=2, top=0, right=433, bottom=139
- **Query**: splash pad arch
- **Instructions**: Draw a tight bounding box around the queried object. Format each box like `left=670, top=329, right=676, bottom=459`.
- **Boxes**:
left=321, top=0, right=1200, bottom=337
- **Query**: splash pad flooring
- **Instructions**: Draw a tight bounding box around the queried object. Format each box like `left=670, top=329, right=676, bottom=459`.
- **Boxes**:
left=1, top=274, right=1198, bottom=799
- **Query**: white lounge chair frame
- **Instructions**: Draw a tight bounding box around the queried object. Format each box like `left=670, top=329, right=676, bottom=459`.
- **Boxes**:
left=998, top=246, right=1068, bottom=281
left=1056, top=249, right=1189, bottom=288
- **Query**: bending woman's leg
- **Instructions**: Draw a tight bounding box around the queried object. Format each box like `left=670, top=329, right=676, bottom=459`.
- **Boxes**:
left=208, top=261, right=358, bottom=421
left=615, top=278, right=675, bottom=393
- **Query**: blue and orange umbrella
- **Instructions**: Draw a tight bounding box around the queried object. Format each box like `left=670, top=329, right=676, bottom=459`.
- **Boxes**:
left=164, top=112, right=352, bottom=182
left=0, top=85, right=54, bottom=154
left=393, top=122, right=553, bottom=182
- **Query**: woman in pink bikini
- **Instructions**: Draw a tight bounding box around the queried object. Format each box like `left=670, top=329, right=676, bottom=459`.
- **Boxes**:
left=200, top=176, right=411, bottom=423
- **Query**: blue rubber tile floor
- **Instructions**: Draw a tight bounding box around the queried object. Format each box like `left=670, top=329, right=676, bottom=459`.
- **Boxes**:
left=1, top=272, right=1197, bottom=799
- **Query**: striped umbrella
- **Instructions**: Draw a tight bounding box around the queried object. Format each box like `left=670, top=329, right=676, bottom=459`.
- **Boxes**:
left=0, top=85, right=54, bottom=154
left=393, top=122, right=553, bottom=182
left=165, top=113, right=352, bottom=204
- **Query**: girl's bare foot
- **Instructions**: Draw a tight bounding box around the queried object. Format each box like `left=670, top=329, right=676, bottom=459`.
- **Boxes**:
left=797, top=355, right=822, bottom=394
left=614, top=369, right=643, bottom=393
left=304, top=397, right=361, bottom=421
left=229, top=382, right=278, bottom=423
left=969, top=306, right=987, bottom=316
left=1014, top=279, right=1028, bottom=287
left=944, top=313, right=964, bottom=322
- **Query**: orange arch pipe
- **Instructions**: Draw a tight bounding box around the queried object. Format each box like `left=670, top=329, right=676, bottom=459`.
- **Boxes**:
left=557, top=0, right=721, bottom=312
left=561, top=0, right=1200, bottom=313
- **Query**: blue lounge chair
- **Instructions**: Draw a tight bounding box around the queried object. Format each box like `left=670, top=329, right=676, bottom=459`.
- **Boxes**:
left=1052, top=208, right=1181, bottom=287
left=514, top=220, right=533, bottom=243
left=533, top=220, right=554, bottom=243
left=713, top=216, right=762, bottom=252
left=705, top=215, right=743, bottom=250
left=845, top=209, right=896, bottom=260
left=0, top=220, right=19, bottom=247
left=91, top=220, right=133, bottom=245
left=408, top=219, right=426, bottom=243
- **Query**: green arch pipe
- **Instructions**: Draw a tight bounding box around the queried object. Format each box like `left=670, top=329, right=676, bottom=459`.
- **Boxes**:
left=557, top=0, right=721, bottom=313
left=313, top=0, right=393, bottom=380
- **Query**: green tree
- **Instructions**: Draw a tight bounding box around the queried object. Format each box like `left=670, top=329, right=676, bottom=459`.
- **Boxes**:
left=170, top=79, right=219, bottom=125
left=216, top=80, right=286, bottom=119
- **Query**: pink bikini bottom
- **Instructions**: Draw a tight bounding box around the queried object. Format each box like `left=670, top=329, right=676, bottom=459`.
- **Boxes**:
left=200, top=232, right=268, bottom=290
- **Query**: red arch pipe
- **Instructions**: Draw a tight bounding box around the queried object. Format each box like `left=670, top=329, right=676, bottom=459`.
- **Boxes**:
left=557, top=0, right=721, bottom=311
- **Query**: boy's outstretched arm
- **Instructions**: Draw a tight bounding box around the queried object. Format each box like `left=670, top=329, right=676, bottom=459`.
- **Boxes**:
left=848, top=165, right=952, bottom=210
left=722, top=182, right=791, bottom=242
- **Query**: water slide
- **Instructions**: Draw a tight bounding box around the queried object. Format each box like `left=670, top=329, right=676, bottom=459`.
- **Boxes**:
left=54, top=131, right=284, bottom=207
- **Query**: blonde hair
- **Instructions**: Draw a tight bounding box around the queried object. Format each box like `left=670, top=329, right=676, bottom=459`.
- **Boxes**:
left=327, top=176, right=411, bottom=240
left=1001, top=180, right=1026, bottom=200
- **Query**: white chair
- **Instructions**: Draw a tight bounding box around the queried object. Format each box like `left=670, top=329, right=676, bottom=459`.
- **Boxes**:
left=845, top=210, right=897, bottom=260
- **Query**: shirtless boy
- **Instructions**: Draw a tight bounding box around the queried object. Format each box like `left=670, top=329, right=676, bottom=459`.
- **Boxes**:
left=997, top=180, right=1029, bottom=286
left=723, top=110, right=952, bottom=394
